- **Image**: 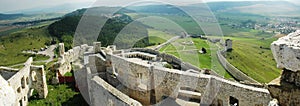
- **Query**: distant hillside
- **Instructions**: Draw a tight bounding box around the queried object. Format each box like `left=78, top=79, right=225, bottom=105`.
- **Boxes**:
left=126, top=4, right=186, bottom=15
left=205, top=1, right=300, bottom=16
left=0, top=13, right=25, bottom=20
left=48, top=7, right=151, bottom=50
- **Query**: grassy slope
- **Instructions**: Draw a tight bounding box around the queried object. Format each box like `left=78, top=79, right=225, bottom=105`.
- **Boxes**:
left=225, top=37, right=281, bottom=83
left=148, top=29, right=175, bottom=45
left=160, top=38, right=233, bottom=79
left=0, top=24, right=52, bottom=66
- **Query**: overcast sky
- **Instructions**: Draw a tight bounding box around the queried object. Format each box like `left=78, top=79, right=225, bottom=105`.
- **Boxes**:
left=0, top=0, right=298, bottom=13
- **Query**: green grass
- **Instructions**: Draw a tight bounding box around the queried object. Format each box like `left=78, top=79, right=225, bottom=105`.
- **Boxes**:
left=29, top=58, right=88, bottom=106
left=133, top=14, right=203, bottom=35
left=160, top=38, right=233, bottom=79
left=148, top=29, right=175, bottom=45
left=28, top=84, right=88, bottom=106
left=0, top=25, right=52, bottom=66
left=225, top=37, right=281, bottom=83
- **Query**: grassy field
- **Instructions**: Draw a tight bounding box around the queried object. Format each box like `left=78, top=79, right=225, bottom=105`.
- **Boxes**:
left=0, top=24, right=52, bottom=66
left=127, top=13, right=203, bottom=35
left=160, top=38, right=233, bottom=79
left=225, top=37, right=281, bottom=83
left=148, top=29, right=175, bottom=45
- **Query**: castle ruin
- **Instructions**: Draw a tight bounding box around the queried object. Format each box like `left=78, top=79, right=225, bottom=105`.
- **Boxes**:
left=2, top=29, right=300, bottom=105
left=0, top=57, right=48, bottom=106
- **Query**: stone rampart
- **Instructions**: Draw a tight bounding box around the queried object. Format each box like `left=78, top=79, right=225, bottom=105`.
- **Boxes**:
left=217, top=50, right=259, bottom=83
left=106, top=51, right=272, bottom=105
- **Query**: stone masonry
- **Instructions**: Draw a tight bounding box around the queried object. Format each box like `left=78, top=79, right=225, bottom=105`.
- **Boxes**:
left=64, top=42, right=275, bottom=106
left=0, top=57, right=48, bottom=106
left=269, top=30, right=300, bottom=106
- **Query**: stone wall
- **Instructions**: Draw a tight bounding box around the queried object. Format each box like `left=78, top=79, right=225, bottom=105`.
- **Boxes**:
left=268, top=30, right=300, bottom=106
left=107, top=53, right=152, bottom=105
left=90, top=76, right=143, bottom=106
left=0, top=57, right=48, bottom=106
left=55, top=43, right=91, bottom=75
left=217, top=50, right=259, bottom=83
left=152, top=66, right=272, bottom=105
left=106, top=51, right=272, bottom=105
left=70, top=42, right=273, bottom=106
left=0, top=75, right=15, bottom=106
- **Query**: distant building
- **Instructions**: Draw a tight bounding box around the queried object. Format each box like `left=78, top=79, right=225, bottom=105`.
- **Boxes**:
left=225, top=39, right=233, bottom=51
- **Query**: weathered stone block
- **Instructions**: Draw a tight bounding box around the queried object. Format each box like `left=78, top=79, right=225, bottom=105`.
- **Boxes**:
left=271, top=30, right=300, bottom=72
left=281, top=69, right=300, bottom=87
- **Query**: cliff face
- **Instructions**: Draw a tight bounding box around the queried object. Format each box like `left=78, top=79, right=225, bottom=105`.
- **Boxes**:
left=269, top=30, right=300, bottom=106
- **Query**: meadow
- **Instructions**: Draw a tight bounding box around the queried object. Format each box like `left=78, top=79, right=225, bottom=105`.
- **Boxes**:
left=159, top=38, right=233, bottom=79
left=225, top=37, right=281, bottom=83
left=0, top=24, right=52, bottom=66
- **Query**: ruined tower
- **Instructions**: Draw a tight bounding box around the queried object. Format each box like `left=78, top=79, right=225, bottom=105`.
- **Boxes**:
left=225, top=39, right=232, bottom=51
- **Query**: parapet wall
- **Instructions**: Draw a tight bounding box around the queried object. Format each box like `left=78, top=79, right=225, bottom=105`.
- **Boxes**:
left=55, top=43, right=91, bottom=75
left=90, top=76, right=142, bottom=106
left=217, top=50, right=259, bottom=83
left=107, top=51, right=272, bottom=105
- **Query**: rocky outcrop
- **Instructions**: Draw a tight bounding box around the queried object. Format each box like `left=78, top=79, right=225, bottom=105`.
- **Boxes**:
left=271, top=30, right=300, bottom=72
left=269, top=30, right=300, bottom=106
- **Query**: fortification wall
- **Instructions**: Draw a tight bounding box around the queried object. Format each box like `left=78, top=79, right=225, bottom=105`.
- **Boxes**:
left=217, top=51, right=259, bottom=83
left=90, top=76, right=143, bottom=106
left=107, top=54, right=152, bottom=104
left=1, top=57, right=48, bottom=106
left=106, top=52, right=272, bottom=105
left=153, top=67, right=272, bottom=105
left=56, top=43, right=91, bottom=75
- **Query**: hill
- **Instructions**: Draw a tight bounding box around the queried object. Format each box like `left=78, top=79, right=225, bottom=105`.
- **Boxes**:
left=0, top=13, right=25, bottom=20
left=48, top=7, right=151, bottom=50
left=205, top=1, right=300, bottom=16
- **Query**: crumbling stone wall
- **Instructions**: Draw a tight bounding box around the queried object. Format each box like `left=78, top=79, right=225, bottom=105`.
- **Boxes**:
left=90, top=76, right=142, bottom=106
left=107, top=54, right=152, bottom=105
left=106, top=51, right=272, bottom=105
left=269, top=30, right=300, bottom=106
left=152, top=67, right=271, bottom=105
left=0, top=57, right=48, bottom=106
left=55, top=43, right=90, bottom=75
left=70, top=42, right=273, bottom=106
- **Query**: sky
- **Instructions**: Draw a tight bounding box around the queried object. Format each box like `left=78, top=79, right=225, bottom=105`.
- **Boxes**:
left=0, top=0, right=298, bottom=13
